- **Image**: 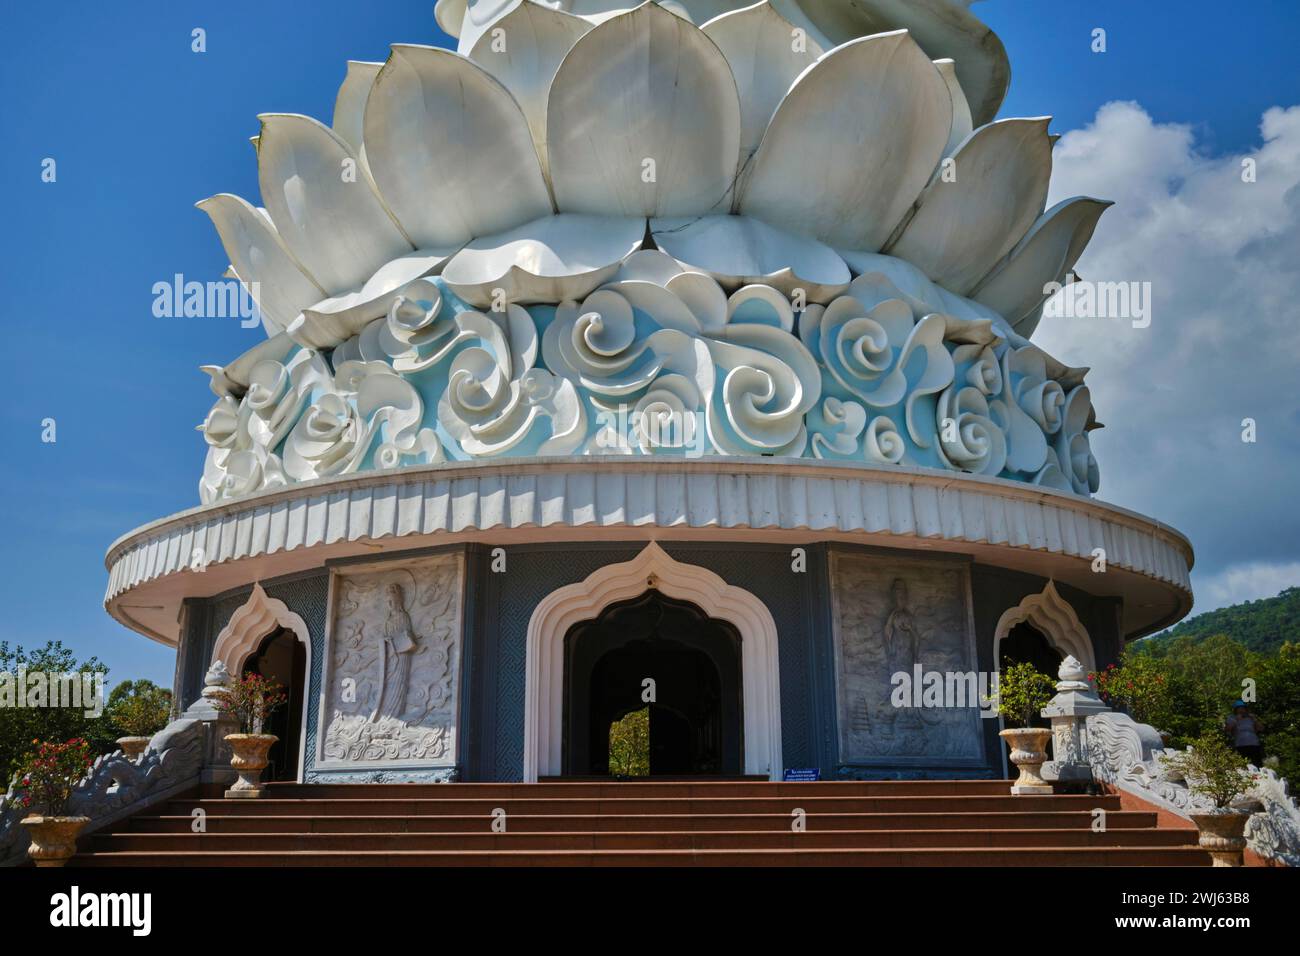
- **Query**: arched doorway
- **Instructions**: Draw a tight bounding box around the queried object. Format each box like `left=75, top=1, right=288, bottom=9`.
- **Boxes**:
left=999, top=621, right=1063, bottom=677
left=564, top=591, right=743, bottom=776
left=524, top=542, right=782, bottom=781
left=209, top=583, right=314, bottom=783
left=997, top=622, right=1061, bottom=729
left=241, top=627, right=307, bottom=782
left=992, top=580, right=1096, bottom=674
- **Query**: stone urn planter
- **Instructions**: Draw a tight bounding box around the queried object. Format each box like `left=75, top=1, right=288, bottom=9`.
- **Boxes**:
left=1000, top=727, right=1054, bottom=795
left=1188, top=810, right=1252, bottom=867
left=115, top=736, right=151, bottom=760
left=21, top=815, right=90, bottom=867
left=224, top=733, right=278, bottom=799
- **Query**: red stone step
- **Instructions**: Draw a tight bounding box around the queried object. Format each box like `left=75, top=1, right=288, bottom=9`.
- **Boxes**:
left=156, top=794, right=1122, bottom=816
left=86, top=827, right=1197, bottom=853
left=123, top=809, right=1160, bottom=834
left=72, top=846, right=1211, bottom=867
left=73, top=780, right=1205, bottom=867
left=538, top=775, right=769, bottom=782
left=237, top=779, right=1021, bottom=799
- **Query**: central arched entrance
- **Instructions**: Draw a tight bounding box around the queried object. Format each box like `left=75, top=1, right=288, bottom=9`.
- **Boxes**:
left=524, top=542, right=782, bottom=781
left=564, top=590, right=743, bottom=776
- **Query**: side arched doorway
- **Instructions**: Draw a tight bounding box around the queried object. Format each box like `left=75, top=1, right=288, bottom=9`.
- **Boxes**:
left=242, top=627, right=307, bottom=783
left=564, top=590, right=743, bottom=776
left=998, top=622, right=1063, bottom=678
left=210, top=583, right=313, bottom=783
left=997, top=622, right=1061, bottom=730
left=993, top=580, right=1096, bottom=675
left=992, top=581, right=1096, bottom=775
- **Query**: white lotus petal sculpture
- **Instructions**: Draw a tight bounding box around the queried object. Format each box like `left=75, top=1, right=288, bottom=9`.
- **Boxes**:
left=885, top=117, right=1054, bottom=294
left=332, top=60, right=382, bottom=158
left=436, top=0, right=1010, bottom=126
left=195, top=0, right=1110, bottom=505
left=739, top=29, right=953, bottom=251
left=466, top=3, right=591, bottom=183
left=442, top=214, right=645, bottom=307
left=547, top=4, right=742, bottom=217
left=701, top=2, right=824, bottom=163
left=365, top=44, right=553, bottom=247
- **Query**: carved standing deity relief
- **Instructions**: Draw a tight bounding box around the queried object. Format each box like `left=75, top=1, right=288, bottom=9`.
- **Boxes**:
left=319, top=555, right=463, bottom=767
left=830, top=553, right=983, bottom=763
left=373, top=582, right=419, bottom=721
left=882, top=578, right=920, bottom=677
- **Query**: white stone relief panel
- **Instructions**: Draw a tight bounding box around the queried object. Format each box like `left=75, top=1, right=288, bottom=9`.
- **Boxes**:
left=318, top=553, right=463, bottom=768
left=830, top=551, right=983, bottom=763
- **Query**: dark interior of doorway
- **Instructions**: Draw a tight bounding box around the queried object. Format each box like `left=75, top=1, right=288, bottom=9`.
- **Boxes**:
left=242, top=628, right=306, bottom=782
left=563, top=590, right=743, bottom=776
left=998, top=621, right=1062, bottom=729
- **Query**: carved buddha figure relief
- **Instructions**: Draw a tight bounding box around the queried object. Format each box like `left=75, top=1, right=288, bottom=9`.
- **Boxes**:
left=831, top=554, right=983, bottom=763
left=372, top=582, right=420, bottom=722
left=882, top=578, right=919, bottom=677
left=320, top=555, right=463, bottom=767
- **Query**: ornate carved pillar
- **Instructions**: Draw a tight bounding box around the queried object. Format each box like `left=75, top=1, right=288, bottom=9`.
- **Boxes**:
left=1041, top=655, right=1108, bottom=787
left=181, top=660, right=240, bottom=784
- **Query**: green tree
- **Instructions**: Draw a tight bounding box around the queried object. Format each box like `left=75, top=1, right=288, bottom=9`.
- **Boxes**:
left=1250, top=643, right=1300, bottom=783
left=1137, top=633, right=1253, bottom=744
left=0, top=641, right=113, bottom=783
left=1091, top=650, right=1173, bottom=731
left=106, top=679, right=173, bottom=739
left=608, top=707, right=650, bottom=777
left=1133, top=632, right=1300, bottom=784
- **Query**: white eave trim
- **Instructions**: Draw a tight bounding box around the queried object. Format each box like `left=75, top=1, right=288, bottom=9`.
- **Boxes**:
left=104, top=456, right=1194, bottom=635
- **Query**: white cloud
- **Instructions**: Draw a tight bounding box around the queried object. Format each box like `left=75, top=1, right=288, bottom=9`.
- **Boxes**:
left=1034, top=101, right=1300, bottom=607
left=1193, top=560, right=1300, bottom=612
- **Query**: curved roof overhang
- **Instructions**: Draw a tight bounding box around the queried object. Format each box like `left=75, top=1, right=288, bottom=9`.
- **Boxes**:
left=105, top=457, right=1192, bottom=647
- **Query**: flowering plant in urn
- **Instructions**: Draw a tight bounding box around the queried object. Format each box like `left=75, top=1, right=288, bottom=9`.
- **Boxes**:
left=1162, top=734, right=1261, bottom=866
left=13, top=738, right=94, bottom=867
left=215, top=673, right=288, bottom=799
left=992, top=662, right=1056, bottom=795
left=12, top=737, right=93, bottom=818
left=214, top=672, right=287, bottom=735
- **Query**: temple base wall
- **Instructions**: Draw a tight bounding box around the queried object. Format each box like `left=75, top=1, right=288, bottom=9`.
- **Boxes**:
left=173, top=539, right=1125, bottom=782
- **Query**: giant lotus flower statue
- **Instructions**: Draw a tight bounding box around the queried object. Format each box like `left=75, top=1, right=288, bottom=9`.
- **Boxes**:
left=196, top=0, right=1109, bottom=506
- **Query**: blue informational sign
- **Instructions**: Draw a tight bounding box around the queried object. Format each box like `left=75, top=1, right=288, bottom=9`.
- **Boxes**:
left=782, top=768, right=821, bottom=781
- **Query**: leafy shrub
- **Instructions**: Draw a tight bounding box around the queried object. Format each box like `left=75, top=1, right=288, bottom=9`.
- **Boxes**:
left=992, top=662, right=1055, bottom=728
left=12, top=738, right=94, bottom=817
left=213, top=673, right=286, bottom=734
left=1090, top=652, right=1172, bottom=730
left=1161, top=733, right=1256, bottom=809
left=608, top=707, right=650, bottom=777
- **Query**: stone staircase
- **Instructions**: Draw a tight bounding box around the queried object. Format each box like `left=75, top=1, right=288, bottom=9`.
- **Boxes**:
left=72, top=779, right=1210, bottom=866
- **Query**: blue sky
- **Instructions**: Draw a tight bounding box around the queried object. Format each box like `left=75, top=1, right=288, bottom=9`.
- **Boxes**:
left=2, top=0, right=1298, bottom=687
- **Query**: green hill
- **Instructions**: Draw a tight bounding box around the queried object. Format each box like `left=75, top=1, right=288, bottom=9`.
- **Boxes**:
left=1142, top=586, right=1300, bottom=654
